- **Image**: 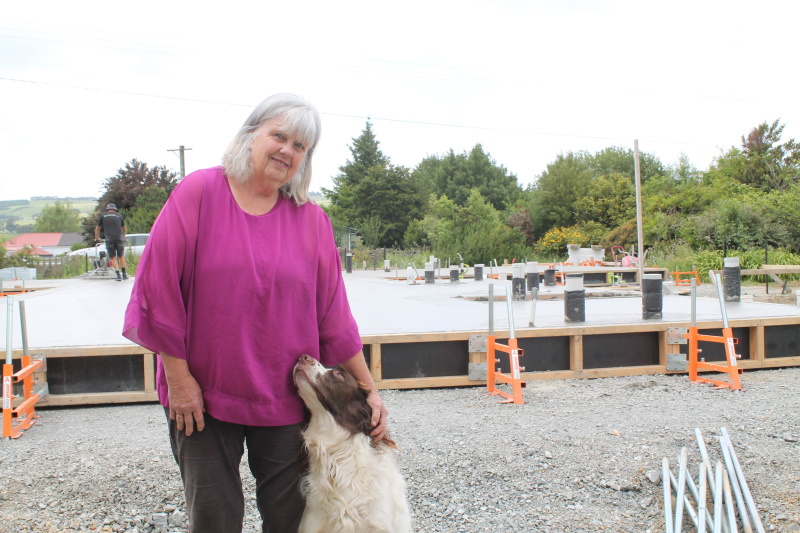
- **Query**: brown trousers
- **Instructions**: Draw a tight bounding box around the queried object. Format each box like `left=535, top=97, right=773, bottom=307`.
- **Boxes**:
left=167, top=411, right=305, bottom=533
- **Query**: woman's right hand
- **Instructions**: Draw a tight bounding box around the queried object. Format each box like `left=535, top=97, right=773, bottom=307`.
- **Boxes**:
left=161, top=353, right=205, bottom=436
left=167, top=373, right=205, bottom=436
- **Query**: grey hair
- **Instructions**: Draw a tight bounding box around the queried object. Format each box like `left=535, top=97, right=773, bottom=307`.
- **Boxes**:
left=222, top=93, right=321, bottom=205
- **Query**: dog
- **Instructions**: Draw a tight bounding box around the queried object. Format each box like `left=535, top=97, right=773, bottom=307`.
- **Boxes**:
left=293, top=354, right=412, bottom=533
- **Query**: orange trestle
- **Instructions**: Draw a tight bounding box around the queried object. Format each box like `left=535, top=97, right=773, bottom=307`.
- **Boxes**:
left=486, top=335, right=525, bottom=404
left=671, top=270, right=702, bottom=287
left=683, top=326, right=742, bottom=390
left=2, top=356, right=44, bottom=439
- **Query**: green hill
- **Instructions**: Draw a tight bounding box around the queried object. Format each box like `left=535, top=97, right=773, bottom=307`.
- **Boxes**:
left=0, top=198, right=98, bottom=231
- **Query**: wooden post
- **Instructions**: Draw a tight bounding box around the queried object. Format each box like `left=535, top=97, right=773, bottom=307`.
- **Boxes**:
left=634, top=140, right=645, bottom=286
left=369, top=343, right=383, bottom=385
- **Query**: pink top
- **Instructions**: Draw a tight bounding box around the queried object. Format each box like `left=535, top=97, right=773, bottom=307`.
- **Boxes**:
left=123, top=166, right=362, bottom=426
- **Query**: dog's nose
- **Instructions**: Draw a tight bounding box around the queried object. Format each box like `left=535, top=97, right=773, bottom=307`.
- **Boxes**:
left=299, top=354, right=314, bottom=364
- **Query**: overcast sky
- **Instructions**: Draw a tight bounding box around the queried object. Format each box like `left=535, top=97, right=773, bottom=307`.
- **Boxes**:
left=2, top=1, right=798, bottom=201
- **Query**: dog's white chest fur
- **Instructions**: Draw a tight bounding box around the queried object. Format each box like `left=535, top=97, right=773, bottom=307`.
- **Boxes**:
left=293, top=355, right=411, bottom=533
left=299, top=415, right=411, bottom=533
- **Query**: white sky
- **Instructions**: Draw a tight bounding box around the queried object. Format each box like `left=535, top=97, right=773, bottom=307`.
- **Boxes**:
left=2, top=1, right=798, bottom=200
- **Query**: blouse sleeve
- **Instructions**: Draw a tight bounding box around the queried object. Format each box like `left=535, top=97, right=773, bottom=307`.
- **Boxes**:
left=122, top=172, right=204, bottom=358
left=315, top=212, right=363, bottom=366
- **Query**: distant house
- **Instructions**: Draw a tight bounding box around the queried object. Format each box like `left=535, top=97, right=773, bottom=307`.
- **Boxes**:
left=2, top=233, right=84, bottom=256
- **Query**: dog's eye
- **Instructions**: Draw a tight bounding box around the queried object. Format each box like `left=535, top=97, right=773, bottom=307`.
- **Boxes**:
left=333, top=370, right=345, bottom=380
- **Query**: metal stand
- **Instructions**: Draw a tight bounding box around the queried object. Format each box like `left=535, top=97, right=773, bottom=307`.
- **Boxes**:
left=682, top=276, right=743, bottom=390
left=3, top=298, right=47, bottom=439
left=486, top=285, right=525, bottom=404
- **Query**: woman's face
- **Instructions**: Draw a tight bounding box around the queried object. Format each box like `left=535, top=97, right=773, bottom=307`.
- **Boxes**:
left=249, top=117, right=308, bottom=189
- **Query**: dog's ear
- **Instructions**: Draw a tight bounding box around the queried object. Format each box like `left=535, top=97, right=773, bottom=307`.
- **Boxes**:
left=376, top=433, right=399, bottom=450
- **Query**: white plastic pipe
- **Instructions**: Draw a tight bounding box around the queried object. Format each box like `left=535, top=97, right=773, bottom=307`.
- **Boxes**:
left=663, top=458, right=674, bottom=533
left=5, top=296, right=12, bottom=365
left=723, top=470, right=739, bottom=533
left=720, top=433, right=753, bottom=533
left=698, top=463, right=708, bottom=533
left=669, top=470, right=702, bottom=531
left=714, top=462, right=724, bottom=533
left=675, top=447, right=688, bottom=532
left=721, top=428, right=765, bottom=533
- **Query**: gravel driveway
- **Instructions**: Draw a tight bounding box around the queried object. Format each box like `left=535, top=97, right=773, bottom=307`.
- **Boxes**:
left=2, top=366, right=799, bottom=532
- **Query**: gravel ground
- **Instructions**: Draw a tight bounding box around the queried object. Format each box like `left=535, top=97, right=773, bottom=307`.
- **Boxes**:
left=2, top=366, right=799, bottom=533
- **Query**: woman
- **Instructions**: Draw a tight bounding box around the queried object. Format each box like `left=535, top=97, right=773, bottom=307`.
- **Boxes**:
left=123, top=93, right=387, bottom=533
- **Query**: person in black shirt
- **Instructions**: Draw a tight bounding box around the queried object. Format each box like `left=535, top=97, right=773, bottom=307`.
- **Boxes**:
left=94, top=203, right=128, bottom=280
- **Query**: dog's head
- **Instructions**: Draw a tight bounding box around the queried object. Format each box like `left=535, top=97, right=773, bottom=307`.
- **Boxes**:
left=293, top=354, right=374, bottom=438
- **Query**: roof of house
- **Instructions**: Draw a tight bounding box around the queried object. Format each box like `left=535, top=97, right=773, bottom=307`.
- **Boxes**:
left=3, top=232, right=83, bottom=252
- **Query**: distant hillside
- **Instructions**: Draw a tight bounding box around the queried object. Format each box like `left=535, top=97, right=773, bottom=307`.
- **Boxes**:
left=0, top=198, right=99, bottom=230
left=309, top=191, right=330, bottom=207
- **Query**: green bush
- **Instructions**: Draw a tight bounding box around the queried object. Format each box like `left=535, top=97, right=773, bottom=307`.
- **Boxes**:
left=652, top=245, right=800, bottom=283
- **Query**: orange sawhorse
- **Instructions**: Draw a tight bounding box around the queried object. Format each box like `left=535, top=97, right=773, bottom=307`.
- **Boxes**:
left=3, top=355, right=45, bottom=438
left=485, top=284, right=525, bottom=404
left=671, top=269, right=701, bottom=287
left=486, top=334, right=525, bottom=404
left=682, top=326, right=742, bottom=390
left=681, top=276, right=742, bottom=390
left=3, top=296, right=45, bottom=439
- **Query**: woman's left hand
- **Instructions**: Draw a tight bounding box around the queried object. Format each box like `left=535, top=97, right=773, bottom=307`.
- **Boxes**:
left=366, top=390, right=388, bottom=443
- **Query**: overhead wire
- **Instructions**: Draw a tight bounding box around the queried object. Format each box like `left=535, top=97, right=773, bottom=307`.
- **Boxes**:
left=0, top=75, right=722, bottom=149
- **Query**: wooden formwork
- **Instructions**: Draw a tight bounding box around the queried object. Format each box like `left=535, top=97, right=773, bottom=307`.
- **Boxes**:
left=4, top=316, right=800, bottom=407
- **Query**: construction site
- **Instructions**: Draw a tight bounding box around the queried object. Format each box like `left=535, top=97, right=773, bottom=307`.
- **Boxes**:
left=3, top=250, right=800, bottom=532
left=3, top=247, right=800, bottom=410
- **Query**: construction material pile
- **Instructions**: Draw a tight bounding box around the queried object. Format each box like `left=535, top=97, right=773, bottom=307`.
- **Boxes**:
left=663, top=428, right=765, bottom=532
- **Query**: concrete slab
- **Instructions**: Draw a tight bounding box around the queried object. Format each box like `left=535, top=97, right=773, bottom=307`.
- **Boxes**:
left=2, top=270, right=800, bottom=352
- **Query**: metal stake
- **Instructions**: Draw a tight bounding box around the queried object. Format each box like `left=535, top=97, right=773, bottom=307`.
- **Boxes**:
left=669, top=470, right=702, bottom=531
left=723, top=470, right=739, bottom=533
left=5, top=297, right=12, bottom=366
left=675, top=447, right=688, bottom=532
left=505, top=286, right=515, bottom=339
left=721, top=427, right=765, bottom=533
left=714, top=462, right=724, bottom=533
left=663, top=458, right=674, bottom=533
left=488, top=284, right=494, bottom=337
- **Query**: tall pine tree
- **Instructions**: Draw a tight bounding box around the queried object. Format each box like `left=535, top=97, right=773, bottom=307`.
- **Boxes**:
left=323, top=122, right=425, bottom=247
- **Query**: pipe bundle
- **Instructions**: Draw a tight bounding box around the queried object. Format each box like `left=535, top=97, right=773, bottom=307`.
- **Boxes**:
left=662, top=427, right=765, bottom=533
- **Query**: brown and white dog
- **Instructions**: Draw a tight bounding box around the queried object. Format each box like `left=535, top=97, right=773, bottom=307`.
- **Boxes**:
left=293, top=354, right=412, bottom=533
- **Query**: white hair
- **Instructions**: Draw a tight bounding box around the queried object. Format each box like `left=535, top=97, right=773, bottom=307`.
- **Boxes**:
left=222, top=93, right=321, bottom=205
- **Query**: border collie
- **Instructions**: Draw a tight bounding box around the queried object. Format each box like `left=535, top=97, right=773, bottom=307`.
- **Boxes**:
left=293, top=354, right=412, bottom=533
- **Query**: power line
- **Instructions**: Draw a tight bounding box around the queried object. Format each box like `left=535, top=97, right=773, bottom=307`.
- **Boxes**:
left=0, top=75, right=723, bottom=148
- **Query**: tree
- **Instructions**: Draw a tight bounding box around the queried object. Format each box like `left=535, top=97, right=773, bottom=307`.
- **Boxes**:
left=408, top=190, right=528, bottom=264
left=81, top=159, right=179, bottom=242
left=324, top=121, right=388, bottom=219
left=573, top=173, right=635, bottom=230
left=763, top=185, right=800, bottom=253
left=687, top=194, right=780, bottom=250
left=124, top=186, right=170, bottom=233
left=413, top=144, right=520, bottom=210
left=506, top=208, right=535, bottom=247
left=324, top=122, right=426, bottom=248
left=34, top=200, right=82, bottom=232
left=523, top=152, right=592, bottom=238
left=98, top=159, right=179, bottom=212
left=585, top=146, right=666, bottom=183
left=710, top=120, right=800, bottom=190
left=669, top=153, right=702, bottom=183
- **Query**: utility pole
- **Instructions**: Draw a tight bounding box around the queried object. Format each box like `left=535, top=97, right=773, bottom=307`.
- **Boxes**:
left=168, top=145, right=192, bottom=179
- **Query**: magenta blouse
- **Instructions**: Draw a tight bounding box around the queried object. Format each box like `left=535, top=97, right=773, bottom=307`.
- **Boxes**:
left=123, top=166, right=362, bottom=426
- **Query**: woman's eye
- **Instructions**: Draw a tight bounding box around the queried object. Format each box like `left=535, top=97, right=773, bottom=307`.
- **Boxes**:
left=294, top=141, right=305, bottom=151
left=274, top=133, right=286, bottom=140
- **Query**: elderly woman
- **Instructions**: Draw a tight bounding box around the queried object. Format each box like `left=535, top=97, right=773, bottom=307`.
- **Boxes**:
left=123, top=93, right=386, bottom=532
